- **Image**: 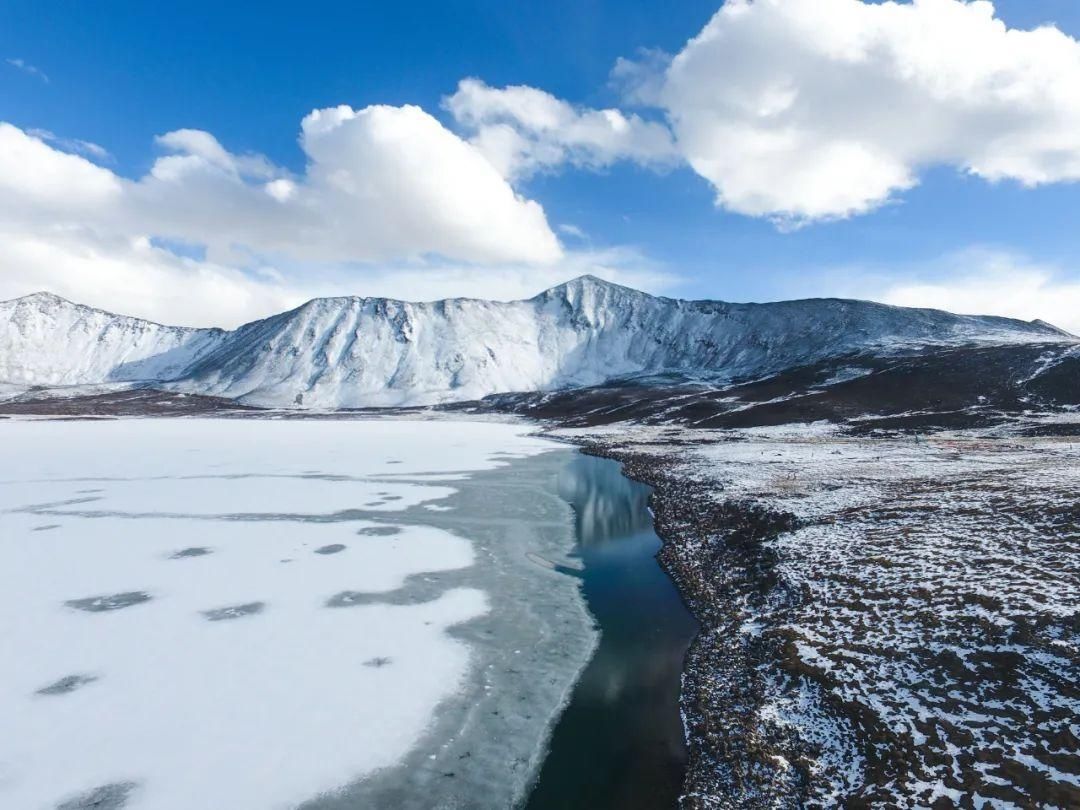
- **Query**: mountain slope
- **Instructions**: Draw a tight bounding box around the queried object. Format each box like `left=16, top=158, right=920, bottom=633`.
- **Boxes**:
left=0, top=293, right=225, bottom=387
left=0, top=278, right=1073, bottom=407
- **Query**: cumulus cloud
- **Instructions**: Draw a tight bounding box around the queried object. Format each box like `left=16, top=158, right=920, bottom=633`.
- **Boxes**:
left=645, top=0, right=1080, bottom=223
left=288, top=104, right=561, bottom=263
left=444, top=78, right=678, bottom=180
left=153, top=129, right=276, bottom=179
left=136, top=107, right=561, bottom=265
left=0, top=107, right=561, bottom=270
left=0, top=116, right=672, bottom=326
left=443, top=1, right=1080, bottom=226
left=0, top=124, right=121, bottom=212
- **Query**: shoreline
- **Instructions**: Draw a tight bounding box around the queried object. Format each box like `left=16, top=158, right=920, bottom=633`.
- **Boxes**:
left=299, top=445, right=601, bottom=810
left=522, top=451, right=698, bottom=810
left=551, top=432, right=803, bottom=809
left=553, top=423, right=1080, bottom=808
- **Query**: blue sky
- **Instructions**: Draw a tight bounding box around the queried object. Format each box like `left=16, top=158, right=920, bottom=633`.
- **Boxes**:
left=4, top=0, right=1080, bottom=328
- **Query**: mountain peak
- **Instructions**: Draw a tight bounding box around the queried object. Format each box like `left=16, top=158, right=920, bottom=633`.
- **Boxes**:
left=6, top=291, right=75, bottom=307
left=535, top=274, right=645, bottom=300
left=559, top=274, right=622, bottom=289
left=1031, top=318, right=1076, bottom=337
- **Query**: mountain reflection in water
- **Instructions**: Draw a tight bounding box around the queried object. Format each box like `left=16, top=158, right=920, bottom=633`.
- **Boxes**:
left=556, top=453, right=653, bottom=547
left=526, top=452, right=698, bottom=810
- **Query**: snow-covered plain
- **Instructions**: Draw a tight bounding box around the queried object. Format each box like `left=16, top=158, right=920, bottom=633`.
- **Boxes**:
left=0, top=418, right=581, bottom=810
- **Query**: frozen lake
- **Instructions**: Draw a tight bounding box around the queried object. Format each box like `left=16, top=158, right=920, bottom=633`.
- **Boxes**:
left=0, top=418, right=602, bottom=809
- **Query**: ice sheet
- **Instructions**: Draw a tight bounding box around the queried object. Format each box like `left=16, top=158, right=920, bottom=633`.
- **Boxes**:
left=0, top=417, right=571, bottom=810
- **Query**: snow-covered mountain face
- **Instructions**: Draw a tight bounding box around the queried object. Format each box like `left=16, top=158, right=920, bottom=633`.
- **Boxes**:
left=0, top=278, right=1073, bottom=408
left=0, top=293, right=225, bottom=387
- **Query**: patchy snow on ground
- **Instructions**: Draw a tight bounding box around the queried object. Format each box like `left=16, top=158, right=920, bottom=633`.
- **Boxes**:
left=562, top=421, right=1080, bottom=808
left=0, top=418, right=562, bottom=810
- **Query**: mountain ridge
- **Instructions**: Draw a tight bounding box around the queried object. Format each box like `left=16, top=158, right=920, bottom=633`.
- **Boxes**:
left=1, top=276, right=1074, bottom=408
left=4, top=277, right=1072, bottom=332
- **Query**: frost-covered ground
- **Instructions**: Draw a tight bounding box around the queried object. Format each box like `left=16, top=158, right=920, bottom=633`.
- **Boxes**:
left=0, top=418, right=595, bottom=810
left=560, top=420, right=1080, bottom=809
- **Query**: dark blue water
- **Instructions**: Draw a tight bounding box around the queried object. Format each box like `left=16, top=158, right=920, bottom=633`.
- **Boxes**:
left=525, top=453, right=699, bottom=810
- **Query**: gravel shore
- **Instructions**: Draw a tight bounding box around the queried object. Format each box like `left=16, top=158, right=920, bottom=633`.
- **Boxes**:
left=556, top=422, right=1080, bottom=809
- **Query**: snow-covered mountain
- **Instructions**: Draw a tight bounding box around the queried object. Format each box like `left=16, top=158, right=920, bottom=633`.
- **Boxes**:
left=0, top=293, right=225, bottom=387
left=1, top=277, right=1073, bottom=408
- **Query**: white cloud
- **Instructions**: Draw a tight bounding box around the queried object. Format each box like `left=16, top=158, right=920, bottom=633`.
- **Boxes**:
left=444, top=1, right=1080, bottom=225
left=0, top=118, right=671, bottom=327
left=0, top=220, right=673, bottom=328
left=644, top=0, right=1080, bottom=223
left=0, top=108, right=561, bottom=270
left=287, top=104, right=561, bottom=263
left=814, top=249, right=1080, bottom=334
left=445, top=78, right=678, bottom=180
left=6, top=57, right=48, bottom=83
left=154, top=129, right=276, bottom=179
left=131, top=106, right=562, bottom=265
left=0, top=124, right=121, bottom=211
left=0, top=224, right=306, bottom=328
left=264, top=178, right=297, bottom=202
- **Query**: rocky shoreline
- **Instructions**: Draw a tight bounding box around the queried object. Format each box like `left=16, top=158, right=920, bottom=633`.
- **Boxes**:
left=557, top=423, right=1080, bottom=809
left=565, top=435, right=807, bottom=809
